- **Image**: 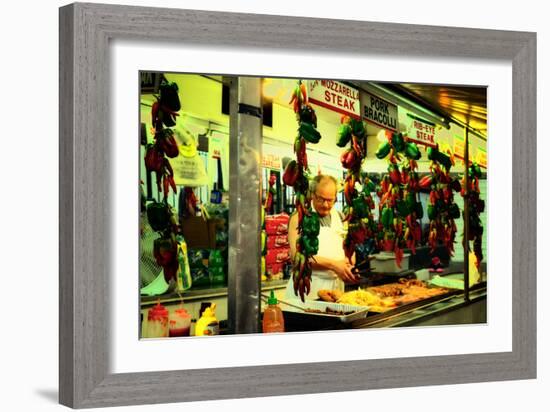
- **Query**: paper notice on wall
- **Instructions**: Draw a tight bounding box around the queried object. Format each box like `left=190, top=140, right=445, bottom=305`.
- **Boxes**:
left=452, top=134, right=472, bottom=162
left=262, top=153, right=282, bottom=170
left=476, top=147, right=487, bottom=169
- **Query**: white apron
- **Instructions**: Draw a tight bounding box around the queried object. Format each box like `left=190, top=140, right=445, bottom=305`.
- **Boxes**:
left=285, top=208, right=346, bottom=301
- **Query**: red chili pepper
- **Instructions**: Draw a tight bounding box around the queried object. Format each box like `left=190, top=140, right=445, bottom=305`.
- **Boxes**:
left=297, top=138, right=308, bottom=169
left=151, top=100, right=160, bottom=127
left=156, top=173, right=162, bottom=193
left=163, top=175, right=170, bottom=200
left=300, top=83, right=308, bottom=104
left=394, top=246, right=404, bottom=268
left=388, top=164, right=401, bottom=185
left=168, top=175, right=177, bottom=194
left=289, top=93, right=296, bottom=106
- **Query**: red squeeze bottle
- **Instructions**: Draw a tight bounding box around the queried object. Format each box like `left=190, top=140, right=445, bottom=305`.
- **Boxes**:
left=262, top=290, right=285, bottom=333
left=146, top=301, right=169, bottom=338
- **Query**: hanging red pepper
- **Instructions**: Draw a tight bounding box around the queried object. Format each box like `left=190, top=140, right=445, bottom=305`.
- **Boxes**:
left=288, top=81, right=323, bottom=302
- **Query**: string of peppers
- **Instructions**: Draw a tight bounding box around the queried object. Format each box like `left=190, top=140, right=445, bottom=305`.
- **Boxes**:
left=336, top=116, right=377, bottom=264
left=421, top=145, right=462, bottom=258
left=461, top=162, right=485, bottom=268
left=283, top=81, right=322, bottom=302
left=144, top=79, right=181, bottom=201
left=375, top=132, right=423, bottom=268
left=144, top=78, right=183, bottom=283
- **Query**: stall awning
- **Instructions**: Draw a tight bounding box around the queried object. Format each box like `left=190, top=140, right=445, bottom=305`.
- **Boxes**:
left=379, top=83, right=487, bottom=140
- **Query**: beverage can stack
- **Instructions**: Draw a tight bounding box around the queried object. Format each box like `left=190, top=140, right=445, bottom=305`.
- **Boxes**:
left=264, top=213, right=290, bottom=280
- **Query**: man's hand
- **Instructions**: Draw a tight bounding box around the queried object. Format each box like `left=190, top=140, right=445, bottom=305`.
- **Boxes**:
left=331, top=260, right=360, bottom=284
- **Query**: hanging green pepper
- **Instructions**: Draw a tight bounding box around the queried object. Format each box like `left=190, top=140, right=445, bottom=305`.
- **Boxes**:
left=352, top=196, right=369, bottom=218
left=336, top=124, right=352, bottom=147
left=415, top=202, right=424, bottom=219
left=427, top=146, right=452, bottom=170
left=299, top=121, right=321, bottom=143
left=448, top=203, right=461, bottom=219
left=396, top=200, right=410, bottom=217
left=376, top=141, right=391, bottom=159
left=391, top=132, right=405, bottom=152
left=302, top=213, right=320, bottom=237
left=405, top=192, right=416, bottom=210
left=299, top=105, right=317, bottom=127
left=350, top=118, right=365, bottom=138
left=427, top=204, right=437, bottom=220
left=404, top=142, right=421, bottom=160
left=381, top=207, right=394, bottom=229
left=364, top=179, right=376, bottom=193
left=301, top=235, right=319, bottom=256
left=147, top=201, right=171, bottom=232
left=159, top=81, right=181, bottom=112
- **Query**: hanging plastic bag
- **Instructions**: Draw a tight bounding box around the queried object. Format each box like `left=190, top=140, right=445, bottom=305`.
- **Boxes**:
left=171, top=134, right=208, bottom=187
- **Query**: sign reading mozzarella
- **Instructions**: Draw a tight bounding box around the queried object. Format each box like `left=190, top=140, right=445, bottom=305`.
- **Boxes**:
left=361, top=91, right=398, bottom=131
left=408, top=118, right=437, bottom=147
left=307, top=80, right=360, bottom=119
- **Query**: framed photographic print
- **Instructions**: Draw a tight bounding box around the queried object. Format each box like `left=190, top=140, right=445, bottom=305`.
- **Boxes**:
left=59, top=2, right=536, bottom=408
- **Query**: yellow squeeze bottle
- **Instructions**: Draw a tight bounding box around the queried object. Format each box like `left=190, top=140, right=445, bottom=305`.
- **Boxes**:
left=195, top=304, right=219, bottom=336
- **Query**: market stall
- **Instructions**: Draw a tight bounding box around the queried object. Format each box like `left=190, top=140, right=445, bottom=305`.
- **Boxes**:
left=138, top=72, right=487, bottom=337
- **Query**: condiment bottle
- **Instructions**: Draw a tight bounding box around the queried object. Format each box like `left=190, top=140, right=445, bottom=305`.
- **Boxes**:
left=145, top=302, right=169, bottom=338
left=176, top=235, right=192, bottom=291
left=195, top=303, right=219, bottom=336
left=262, top=290, right=285, bottom=333
left=169, top=307, right=192, bottom=337
left=210, top=182, right=222, bottom=204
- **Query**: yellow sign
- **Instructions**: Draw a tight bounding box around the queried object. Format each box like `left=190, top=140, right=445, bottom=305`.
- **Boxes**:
left=262, top=153, right=281, bottom=170
left=476, top=147, right=487, bottom=169
left=452, top=134, right=472, bottom=161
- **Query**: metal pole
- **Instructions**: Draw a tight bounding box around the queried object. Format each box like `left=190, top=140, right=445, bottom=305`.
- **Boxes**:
left=227, top=76, right=263, bottom=334
left=463, top=126, right=470, bottom=302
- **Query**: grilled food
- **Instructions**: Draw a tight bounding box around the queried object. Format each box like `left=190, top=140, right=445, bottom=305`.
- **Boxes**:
left=318, top=279, right=449, bottom=312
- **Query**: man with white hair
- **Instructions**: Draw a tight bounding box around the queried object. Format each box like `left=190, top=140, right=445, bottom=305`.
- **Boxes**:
left=286, top=174, right=359, bottom=300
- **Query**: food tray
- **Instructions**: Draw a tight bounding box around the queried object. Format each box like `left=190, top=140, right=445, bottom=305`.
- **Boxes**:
left=281, top=299, right=369, bottom=323
left=370, top=252, right=411, bottom=273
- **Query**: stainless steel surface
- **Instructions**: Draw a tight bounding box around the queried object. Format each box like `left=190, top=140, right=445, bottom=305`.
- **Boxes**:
left=228, top=76, right=263, bottom=335
left=260, top=293, right=307, bottom=312
left=141, top=280, right=287, bottom=306
left=355, top=286, right=486, bottom=328
left=464, top=127, right=470, bottom=302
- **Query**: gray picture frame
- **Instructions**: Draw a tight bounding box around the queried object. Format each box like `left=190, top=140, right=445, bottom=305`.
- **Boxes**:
left=59, top=2, right=536, bottom=408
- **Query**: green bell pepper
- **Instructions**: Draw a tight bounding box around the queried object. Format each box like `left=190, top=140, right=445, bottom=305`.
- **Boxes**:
left=299, top=121, right=321, bottom=143
left=352, top=196, right=369, bottom=218
left=336, top=124, right=352, bottom=147
left=301, top=235, right=319, bottom=256
left=147, top=201, right=171, bottom=232
left=302, top=213, right=320, bottom=237
left=376, top=141, right=391, bottom=159
left=391, top=132, right=405, bottom=152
